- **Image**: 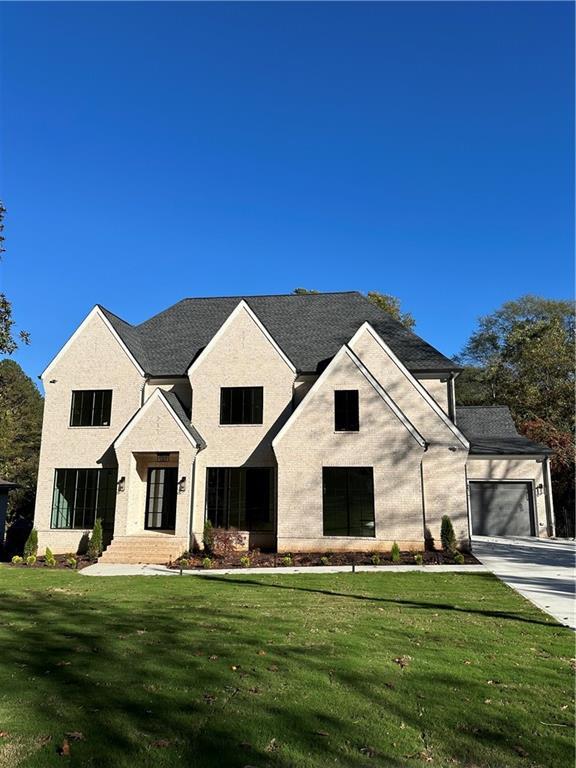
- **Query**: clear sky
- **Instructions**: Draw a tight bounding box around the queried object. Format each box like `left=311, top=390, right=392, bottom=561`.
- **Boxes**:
left=1, top=1, right=573, bottom=384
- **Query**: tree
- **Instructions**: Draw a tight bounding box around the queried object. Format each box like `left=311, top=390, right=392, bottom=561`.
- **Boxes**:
left=456, top=295, right=575, bottom=536
left=0, top=202, right=29, bottom=353
left=0, top=360, right=44, bottom=523
left=293, top=288, right=416, bottom=329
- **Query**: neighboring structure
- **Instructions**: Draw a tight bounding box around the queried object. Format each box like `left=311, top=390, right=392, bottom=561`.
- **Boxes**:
left=33, top=292, right=554, bottom=562
left=0, top=478, right=18, bottom=552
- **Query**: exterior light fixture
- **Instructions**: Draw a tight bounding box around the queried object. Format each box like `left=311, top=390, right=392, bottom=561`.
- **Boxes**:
left=536, top=483, right=545, bottom=496
left=178, top=476, right=186, bottom=494
left=117, top=476, right=125, bottom=493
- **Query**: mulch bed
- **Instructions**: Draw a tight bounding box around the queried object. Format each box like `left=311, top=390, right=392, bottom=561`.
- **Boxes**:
left=169, top=549, right=479, bottom=570
left=7, top=555, right=94, bottom=570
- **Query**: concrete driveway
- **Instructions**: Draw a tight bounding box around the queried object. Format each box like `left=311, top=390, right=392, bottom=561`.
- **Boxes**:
left=472, top=535, right=575, bottom=629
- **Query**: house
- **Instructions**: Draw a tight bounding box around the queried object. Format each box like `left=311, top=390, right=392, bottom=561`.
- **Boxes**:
left=33, top=292, right=555, bottom=563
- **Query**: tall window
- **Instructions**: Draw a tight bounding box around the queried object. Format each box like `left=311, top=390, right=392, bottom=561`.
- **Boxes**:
left=323, top=467, right=375, bottom=537
left=334, top=390, right=359, bottom=432
left=51, top=468, right=117, bottom=529
left=206, top=467, right=273, bottom=531
left=220, top=387, right=263, bottom=425
left=70, top=390, right=112, bottom=427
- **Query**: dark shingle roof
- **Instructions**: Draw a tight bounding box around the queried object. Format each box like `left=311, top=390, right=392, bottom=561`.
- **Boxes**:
left=456, top=406, right=552, bottom=456
left=0, top=478, right=18, bottom=490
left=100, top=292, right=459, bottom=376
left=162, top=391, right=206, bottom=448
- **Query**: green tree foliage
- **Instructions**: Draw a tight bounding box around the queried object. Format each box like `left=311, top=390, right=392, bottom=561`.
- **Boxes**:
left=88, top=518, right=103, bottom=559
left=0, top=202, right=30, bottom=353
left=293, top=289, right=416, bottom=329
left=23, top=528, right=38, bottom=558
left=440, top=515, right=457, bottom=554
left=456, top=296, right=575, bottom=535
left=0, top=360, right=44, bottom=523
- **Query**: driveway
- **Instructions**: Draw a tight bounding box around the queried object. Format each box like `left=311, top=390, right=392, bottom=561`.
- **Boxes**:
left=472, top=535, right=575, bottom=629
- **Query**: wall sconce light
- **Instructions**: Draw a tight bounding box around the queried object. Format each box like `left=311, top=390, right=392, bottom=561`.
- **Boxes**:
left=178, top=476, right=186, bottom=494
left=536, top=483, right=544, bottom=496
left=117, top=476, right=125, bottom=493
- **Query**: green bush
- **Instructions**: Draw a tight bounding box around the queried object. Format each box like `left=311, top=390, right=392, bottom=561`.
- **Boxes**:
left=370, top=553, right=381, bottom=566
left=11, top=555, right=22, bottom=565
left=203, top=520, right=215, bottom=555
left=453, top=551, right=465, bottom=565
left=46, top=557, right=56, bottom=567
left=66, top=557, right=77, bottom=569
left=239, top=555, right=251, bottom=568
left=202, top=556, right=212, bottom=569
left=178, top=557, right=189, bottom=569
left=391, top=542, right=401, bottom=563
left=87, top=519, right=103, bottom=559
left=45, top=546, right=54, bottom=561
left=23, top=528, right=38, bottom=558
left=26, top=555, right=36, bottom=566
left=280, top=555, right=293, bottom=567
left=440, top=515, right=457, bottom=554
left=414, top=553, right=423, bottom=566
left=320, top=556, right=331, bottom=566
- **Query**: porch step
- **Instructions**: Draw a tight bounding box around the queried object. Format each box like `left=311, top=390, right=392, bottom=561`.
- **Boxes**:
left=99, top=535, right=188, bottom=564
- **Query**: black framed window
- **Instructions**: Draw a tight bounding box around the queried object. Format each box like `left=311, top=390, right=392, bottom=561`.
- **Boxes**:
left=220, top=387, right=263, bottom=425
left=70, top=390, right=112, bottom=427
left=51, top=468, right=117, bottom=529
left=206, top=467, right=273, bottom=531
left=323, top=467, right=375, bottom=537
left=334, top=390, right=359, bottom=432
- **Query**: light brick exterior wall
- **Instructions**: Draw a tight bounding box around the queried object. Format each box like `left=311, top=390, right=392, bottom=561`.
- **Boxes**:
left=419, top=379, right=449, bottom=413
left=349, top=328, right=470, bottom=548
left=466, top=456, right=550, bottom=537
left=274, top=351, right=426, bottom=553
left=34, top=311, right=145, bottom=553
left=188, top=306, right=296, bottom=545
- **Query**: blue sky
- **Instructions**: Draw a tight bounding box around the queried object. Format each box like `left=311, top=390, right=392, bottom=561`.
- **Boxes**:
left=1, top=1, right=573, bottom=385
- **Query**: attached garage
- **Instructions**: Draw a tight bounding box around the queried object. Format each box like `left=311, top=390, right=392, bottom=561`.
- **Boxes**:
left=469, top=481, right=535, bottom=537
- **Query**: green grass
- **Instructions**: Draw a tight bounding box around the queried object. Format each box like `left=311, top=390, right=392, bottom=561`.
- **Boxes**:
left=0, top=569, right=573, bottom=767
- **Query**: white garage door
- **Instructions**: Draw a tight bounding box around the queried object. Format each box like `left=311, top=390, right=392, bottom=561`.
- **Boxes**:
left=469, top=481, right=535, bottom=537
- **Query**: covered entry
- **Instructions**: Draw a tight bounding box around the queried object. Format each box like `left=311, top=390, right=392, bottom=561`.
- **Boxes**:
left=469, top=481, right=535, bottom=537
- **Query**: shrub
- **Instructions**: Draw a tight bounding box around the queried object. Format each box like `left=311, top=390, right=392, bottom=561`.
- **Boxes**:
left=391, top=542, right=401, bottom=563
left=453, top=551, right=465, bottom=565
left=202, top=556, right=212, bottom=569
left=414, top=553, right=423, bottom=566
left=280, top=555, right=293, bottom=567
left=46, top=556, right=56, bottom=567
left=45, top=546, right=54, bottom=563
left=66, top=557, right=77, bottom=569
left=203, top=520, right=215, bottom=555
left=440, top=515, right=457, bottom=554
left=87, top=519, right=103, bottom=560
left=23, top=528, right=38, bottom=558
left=239, top=555, right=251, bottom=568
left=370, top=553, right=381, bottom=566
left=212, top=528, right=247, bottom=557
left=320, top=555, right=331, bottom=566
left=26, top=555, right=36, bottom=566
left=11, top=555, right=22, bottom=565
left=178, top=557, right=189, bottom=569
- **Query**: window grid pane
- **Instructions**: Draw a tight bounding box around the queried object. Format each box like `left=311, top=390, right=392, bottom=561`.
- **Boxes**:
left=220, top=387, right=263, bottom=425
left=51, top=469, right=117, bottom=529
left=334, top=390, right=359, bottom=432
left=70, top=390, right=113, bottom=427
left=206, top=467, right=273, bottom=531
left=323, top=467, right=375, bottom=537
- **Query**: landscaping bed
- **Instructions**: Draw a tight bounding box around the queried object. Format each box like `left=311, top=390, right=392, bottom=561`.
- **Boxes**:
left=169, top=548, right=480, bottom=570
left=7, top=553, right=94, bottom=570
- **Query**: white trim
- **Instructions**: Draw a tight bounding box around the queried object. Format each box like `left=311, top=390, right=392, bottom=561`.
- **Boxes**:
left=186, top=300, right=297, bottom=376
left=114, top=388, right=199, bottom=449
left=467, top=454, right=548, bottom=460
left=41, top=306, right=145, bottom=379
left=348, top=323, right=469, bottom=449
left=273, top=344, right=426, bottom=449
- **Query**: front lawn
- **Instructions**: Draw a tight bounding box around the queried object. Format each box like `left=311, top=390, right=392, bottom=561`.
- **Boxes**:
left=0, top=570, right=573, bottom=767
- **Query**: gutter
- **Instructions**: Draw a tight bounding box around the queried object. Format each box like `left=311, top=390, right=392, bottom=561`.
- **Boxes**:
left=448, top=371, right=459, bottom=424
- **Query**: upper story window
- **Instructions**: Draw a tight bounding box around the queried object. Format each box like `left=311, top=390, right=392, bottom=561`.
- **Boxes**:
left=220, top=387, right=263, bottom=425
left=70, top=390, right=113, bottom=427
left=334, top=390, right=359, bottom=432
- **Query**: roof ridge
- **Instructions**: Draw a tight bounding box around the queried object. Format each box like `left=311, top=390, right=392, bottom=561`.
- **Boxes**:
left=176, top=291, right=362, bottom=301
left=97, top=304, right=135, bottom=327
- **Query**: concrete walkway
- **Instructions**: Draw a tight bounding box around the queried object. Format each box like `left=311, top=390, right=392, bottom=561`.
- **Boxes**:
left=80, top=562, right=488, bottom=577
left=472, top=535, right=576, bottom=630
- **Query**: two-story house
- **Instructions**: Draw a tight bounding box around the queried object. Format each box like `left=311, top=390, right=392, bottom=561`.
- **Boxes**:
left=33, top=292, right=554, bottom=563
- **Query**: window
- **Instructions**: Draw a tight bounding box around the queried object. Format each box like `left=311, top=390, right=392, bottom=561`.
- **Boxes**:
left=51, top=468, right=117, bottom=529
left=334, top=390, right=359, bottom=431
left=70, top=390, right=112, bottom=427
left=206, top=467, right=273, bottom=531
left=323, top=467, right=375, bottom=537
left=220, top=387, right=263, bottom=425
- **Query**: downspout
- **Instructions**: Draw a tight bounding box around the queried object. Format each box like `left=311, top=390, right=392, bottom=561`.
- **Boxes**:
left=543, top=456, right=556, bottom=538
left=448, top=371, right=459, bottom=423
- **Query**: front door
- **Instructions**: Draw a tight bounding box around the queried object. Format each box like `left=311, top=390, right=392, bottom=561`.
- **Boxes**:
left=145, top=467, right=178, bottom=530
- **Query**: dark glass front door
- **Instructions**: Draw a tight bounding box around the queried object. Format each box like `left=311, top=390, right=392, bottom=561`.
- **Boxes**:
left=145, top=467, right=178, bottom=530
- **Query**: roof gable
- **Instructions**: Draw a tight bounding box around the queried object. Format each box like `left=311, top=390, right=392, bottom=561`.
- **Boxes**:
left=94, top=292, right=459, bottom=376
